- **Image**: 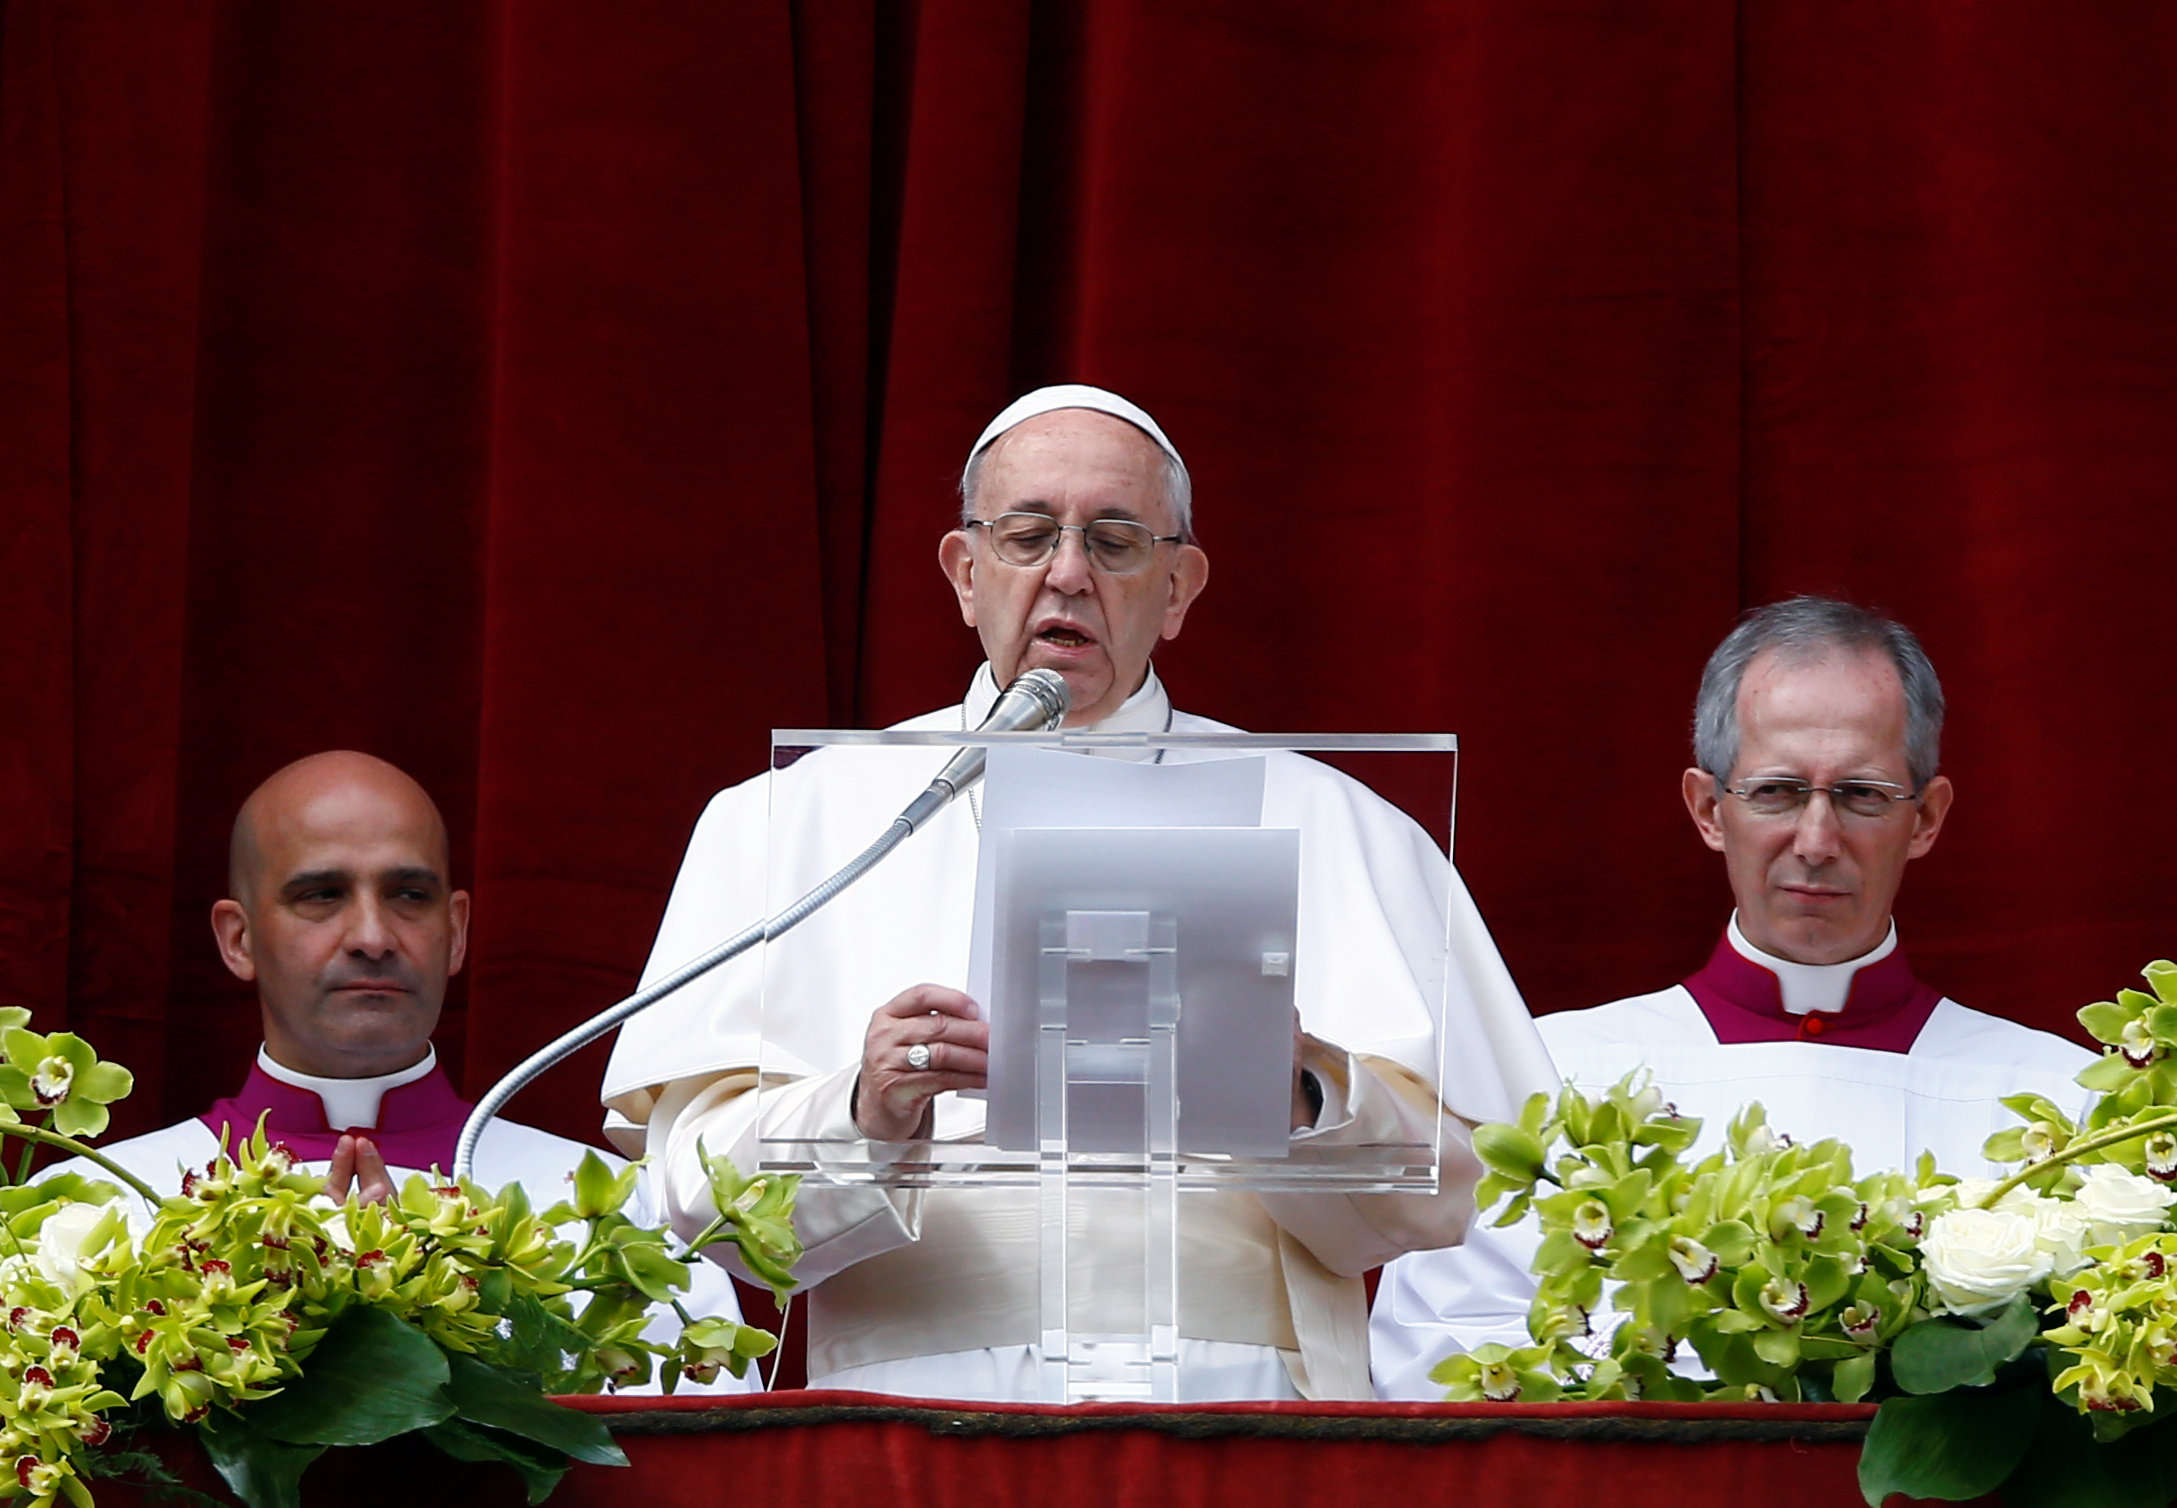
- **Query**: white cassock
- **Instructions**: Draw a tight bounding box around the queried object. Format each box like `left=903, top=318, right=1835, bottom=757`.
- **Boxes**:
left=46, top=1047, right=752, bottom=1397
left=1369, top=916, right=2102, bottom=1400
left=602, top=665, right=1558, bottom=1402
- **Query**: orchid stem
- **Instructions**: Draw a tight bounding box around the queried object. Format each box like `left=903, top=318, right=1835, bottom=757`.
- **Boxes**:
left=1976, top=1109, right=2177, bottom=1209
left=0, top=1123, right=162, bottom=1203
left=14, top=1119, right=39, bottom=1186
left=682, top=1215, right=733, bottom=1252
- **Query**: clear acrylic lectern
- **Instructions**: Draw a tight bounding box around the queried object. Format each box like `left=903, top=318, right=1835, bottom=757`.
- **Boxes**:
left=756, top=726, right=1455, bottom=1404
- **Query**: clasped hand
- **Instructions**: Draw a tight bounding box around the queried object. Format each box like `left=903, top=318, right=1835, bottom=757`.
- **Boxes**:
left=323, top=1131, right=396, bottom=1205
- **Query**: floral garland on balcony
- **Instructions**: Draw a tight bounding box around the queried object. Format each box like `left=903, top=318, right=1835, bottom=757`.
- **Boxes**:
left=1437, top=960, right=2177, bottom=1508
left=0, top=1012, right=799, bottom=1508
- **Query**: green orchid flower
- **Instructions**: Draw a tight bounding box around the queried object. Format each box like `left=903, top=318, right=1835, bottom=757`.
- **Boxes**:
left=696, top=1139, right=803, bottom=1297
left=1432, top=1340, right=1564, bottom=1402
left=0, top=1029, right=134, bottom=1137
left=671, top=1313, right=777, bottom=1388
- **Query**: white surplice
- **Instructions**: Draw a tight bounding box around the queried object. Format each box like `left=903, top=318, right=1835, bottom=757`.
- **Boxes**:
left=602, top=666, right=1556, bottom=1401
left=1368, top=925, right=2102, bottom=1400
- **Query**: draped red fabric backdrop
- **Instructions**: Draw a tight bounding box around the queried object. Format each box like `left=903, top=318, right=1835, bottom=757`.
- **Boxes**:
left=4, top=1, right=2174, bottom=1147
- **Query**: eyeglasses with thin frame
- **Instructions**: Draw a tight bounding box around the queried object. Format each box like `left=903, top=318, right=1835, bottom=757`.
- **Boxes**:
left=1722, top=777, right=1923, bottom=821
left=964, top=512, right=1183, bottom=575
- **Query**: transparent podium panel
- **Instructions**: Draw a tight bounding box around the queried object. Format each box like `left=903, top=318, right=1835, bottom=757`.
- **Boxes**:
left=754, top=726, right=1456, bottom=1401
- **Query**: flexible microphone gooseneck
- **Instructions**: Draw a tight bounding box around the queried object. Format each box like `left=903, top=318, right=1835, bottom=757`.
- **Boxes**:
left=451, top=669, right=1071, bottom=1180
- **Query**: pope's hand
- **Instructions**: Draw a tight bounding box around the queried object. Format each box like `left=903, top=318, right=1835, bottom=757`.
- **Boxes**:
left=324, top=1132, right=395, bottom=1205
left=853, top=984, right=989, bottom=1141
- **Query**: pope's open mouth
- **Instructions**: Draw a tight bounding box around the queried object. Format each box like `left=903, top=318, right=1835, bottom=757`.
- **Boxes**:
left=1037, top=627, right=1092, bottom=648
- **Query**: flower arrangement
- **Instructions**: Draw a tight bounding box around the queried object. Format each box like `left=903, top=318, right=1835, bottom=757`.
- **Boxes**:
left=1439, top=961, right=2177, bottom=1508
left=0, top=1010, right=799, bottom=1508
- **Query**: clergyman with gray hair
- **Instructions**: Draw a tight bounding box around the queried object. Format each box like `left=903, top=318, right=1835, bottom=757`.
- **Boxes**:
left=1368, top=595, right=2098, bottom=1399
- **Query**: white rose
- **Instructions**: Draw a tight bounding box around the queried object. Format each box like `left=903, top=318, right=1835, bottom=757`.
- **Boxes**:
left=2070, top=1165, right=2177, bottom=1247
left=1954, top=1179, right=2097, bottom=1276
left=32, top=1200, right=123, bottom=1299
left=2029, top=1199, right=2092, bottom=1276
left=1920, top=1208, right=2053, bottom=1316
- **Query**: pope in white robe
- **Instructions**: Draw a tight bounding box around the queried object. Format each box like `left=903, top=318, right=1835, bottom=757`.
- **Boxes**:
left=601, top=387, right=1556, bottom=1401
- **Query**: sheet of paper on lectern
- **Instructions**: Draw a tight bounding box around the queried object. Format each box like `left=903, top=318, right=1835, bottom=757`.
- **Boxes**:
left=967, top=747, right=1301, bottom=1155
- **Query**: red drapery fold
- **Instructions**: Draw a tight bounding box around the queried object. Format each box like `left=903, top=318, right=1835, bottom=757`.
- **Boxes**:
left=3, top=1, right=2173, bottom=1146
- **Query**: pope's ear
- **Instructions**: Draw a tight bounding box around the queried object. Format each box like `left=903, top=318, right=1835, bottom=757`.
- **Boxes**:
left=938, top=529, right=977, bottom=628
left=1682, top=768, right=1728, bottom=852
left=211, top=898, right=257, bottom=982
left=1158, top=544, right=1209, bottom=642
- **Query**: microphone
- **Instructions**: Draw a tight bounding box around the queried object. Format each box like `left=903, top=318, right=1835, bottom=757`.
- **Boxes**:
left=454, top=666, right=1069, bottom=1180
left=899, top=668, right=1071, bottom=831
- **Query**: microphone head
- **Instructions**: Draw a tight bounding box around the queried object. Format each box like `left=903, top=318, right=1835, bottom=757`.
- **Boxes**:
left=1011, top=668, right=1071, bottom=729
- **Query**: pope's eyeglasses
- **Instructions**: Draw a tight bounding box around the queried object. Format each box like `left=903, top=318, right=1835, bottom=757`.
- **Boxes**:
left=964, top=512, right=1182, bottom=575
left=1722, top=777, right=1923, bottom=821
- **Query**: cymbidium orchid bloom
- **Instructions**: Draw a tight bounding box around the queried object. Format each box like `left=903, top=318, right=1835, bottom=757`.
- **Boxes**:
left=14, top=1455, right=65, bottom=1498
left=1758, top=1278, right=1811, bottom=1324
left=2146, top=1133, right=2177, bottom=1184
left=2055, top=1347, right=2154, bottom=1413
left=1771, top=1195, right=1823, bottom=1241
left=1570, top=1200, right=1613, bottom=1250
left=0, top=1029, right=133, bottom=1138
left=1430, top=1342, right=1563, bottom=1404
left=1476, top=1357, right=1522, bottom=1401
left=2120, top=1018, right=2161, bottom=1069
left=2020, top=1121, right=2060, bottom=1163
left=1667, top=1236, right=1719, bottom=1285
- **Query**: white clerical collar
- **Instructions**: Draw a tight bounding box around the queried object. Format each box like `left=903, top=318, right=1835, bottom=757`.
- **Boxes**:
left=256, top=1044, right=438, bottom=1131
left=1726, top=913, right=1898, bottom=1016
left=964, top=662, right=1173, bottom=759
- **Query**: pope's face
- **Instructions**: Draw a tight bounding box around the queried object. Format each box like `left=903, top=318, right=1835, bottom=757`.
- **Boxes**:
left=1682, top=647, right=1953, bottom=965
left=214, top=773, right=469, bottom=1078
left=940, top=410, right=1209, bottom=726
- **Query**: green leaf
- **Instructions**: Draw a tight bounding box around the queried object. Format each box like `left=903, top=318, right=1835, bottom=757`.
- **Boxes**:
left=2002, top=1393, right=2177, bottom=1508
left=492, top=1294, right=597, bottom=1387
left=1889, top=1295, right=2037, bottom=1394
left=1831, top=1350, right=1876, bottom=1404
left=198, top=1409, right=326, bottom=1508
left=1752, top=1327, right=1800, bottom=1367
left=443, top=1352, right=627, bottom=1466
left=1859, top=1387, right=2040, bottom=1505
left=423, top=1420, right=570, bottom=1507
left=247, top=1307, right=454, bottom=1446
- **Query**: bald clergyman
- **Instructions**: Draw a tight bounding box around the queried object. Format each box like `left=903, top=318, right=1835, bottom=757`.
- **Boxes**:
left=602, top=385, right=1557, bottom=1402
left=50, top=751, right=749, bottom=1395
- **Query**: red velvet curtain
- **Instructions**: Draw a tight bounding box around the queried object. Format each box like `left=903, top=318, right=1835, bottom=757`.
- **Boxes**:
left=4, top=1, right=2173, bottom=1147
